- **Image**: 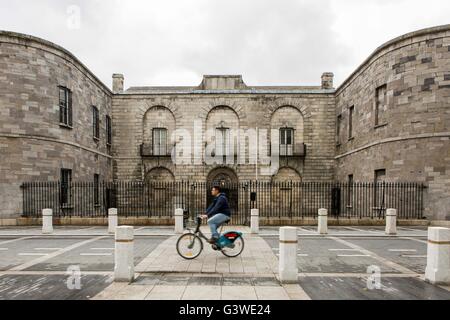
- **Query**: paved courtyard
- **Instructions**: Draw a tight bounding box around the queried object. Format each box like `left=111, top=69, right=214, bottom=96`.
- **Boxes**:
left=0, top=225, right=449, bottom=300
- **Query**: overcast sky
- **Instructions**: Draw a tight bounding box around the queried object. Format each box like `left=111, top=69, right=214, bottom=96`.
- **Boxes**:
left=1, top=0, right=449, bottom=90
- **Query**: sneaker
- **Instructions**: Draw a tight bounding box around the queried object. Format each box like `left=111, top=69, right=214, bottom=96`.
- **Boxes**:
left=208, top=238, right=218, bottom=244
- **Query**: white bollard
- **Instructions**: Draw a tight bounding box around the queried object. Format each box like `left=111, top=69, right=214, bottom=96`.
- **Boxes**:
left=318, top=208, right=328, bottom=235
left=425, top=227, right=450, bottom=285
left=114, top=226, right=134, bottom=282
left=251, top=209, right=259, bottom=234
left=279, top=227, right=298, bottom=283
left=175, top=208, right=184, bottom=234
left=108, top=208, right=118, bottom=234
left=42, top=209, right=53, bottom=234
left=385, top=208, right=397, bottom=235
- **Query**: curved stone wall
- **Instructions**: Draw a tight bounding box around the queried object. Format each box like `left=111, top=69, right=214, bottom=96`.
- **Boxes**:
left=0, top=31, right=113, bottom=217
left=335, top=25, right=450, bottom=220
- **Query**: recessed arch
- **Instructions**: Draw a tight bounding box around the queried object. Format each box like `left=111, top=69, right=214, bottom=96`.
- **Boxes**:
left=271, top=166, right=302, bottom=182
left=144, top=166, right=175, bottom=182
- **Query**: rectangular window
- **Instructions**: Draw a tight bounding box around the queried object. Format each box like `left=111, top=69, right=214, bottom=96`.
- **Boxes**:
left=336, top=115, right=342, bottom=145
left=348, top=106, right=354, bottom=139
left=106, top=115, right=112, bottom=146
left=92, top=106, right=99, bottom=140
left=375, top=84, right=387, bottom=126
left=215, top=127, right=231, bottom=157
left=94, top=174, right=100, bottom=205
left=374, top=169, right=386, bottom=211
left=60, top=168, right=72, bottom=206
left=375, top=169, right=386, bottom=183
left=347, top=174, right=354, bottom=207
left=280, top=128, right=294, bottom=156
left=153, top=128, right=167, bottom=156
left=59, top=86, right=72, bottom=127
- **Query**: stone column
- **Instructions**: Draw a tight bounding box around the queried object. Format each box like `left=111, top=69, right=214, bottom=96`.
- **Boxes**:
left=108, top=208, right=118, bottom=234
left=425, top=227, right=450, bottom=285
left=279, top=227, right=298, bottom=283
left=318, top=208, right=328, bottom=235
left=114, top=226, right=134, bottom=282
left=42, top=209, right=53, bottom=234
left=251, top=209, right=259, bottom=234
left=385, top=208, right=397, bottom=235
left=175, top=208, right=184, bottom=234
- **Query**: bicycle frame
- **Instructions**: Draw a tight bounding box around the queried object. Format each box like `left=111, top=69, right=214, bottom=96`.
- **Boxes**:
left=187, top=216, right=227, bottom=243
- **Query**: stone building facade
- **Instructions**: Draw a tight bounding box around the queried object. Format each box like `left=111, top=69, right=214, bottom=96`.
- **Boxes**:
left=0, top=31, right=113, bottom=218
left=0, top=24, right=449, bottom=220
left=335, top=25, right=450, bottom=220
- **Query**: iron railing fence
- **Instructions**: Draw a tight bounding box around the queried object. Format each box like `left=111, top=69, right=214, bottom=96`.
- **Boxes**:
left=21, top=181, right=426, bottom=224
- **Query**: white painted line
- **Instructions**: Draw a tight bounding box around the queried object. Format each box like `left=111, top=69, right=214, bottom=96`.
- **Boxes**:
left=328, top=249, right=361, bottom=252
left=337, top=254, right=371, bottom=257
left=344, top=227, right=382, bottom=234
left=401, top=255, right=427, bottom=258
left=34, top=248, right=63, bottom=251
left=398, top=227, right=424, bottom=232
left=80, top=253, right=112, bottom=256
left=389, top=249, right=417, bottom=252
left=0, top=248, right=8, bottom=251
left=401, top=237, right=427, bottom=245
left=298, top=254, right=309, bottom=257
left=18, top=253, right=49, bottom=256
left=0, top=236, right=34, bottom=246
left=328, top=236, right=418, bottom=275
left=91, top=248, right=114, bottom=250
left=9, top=236, right=107, bottom=271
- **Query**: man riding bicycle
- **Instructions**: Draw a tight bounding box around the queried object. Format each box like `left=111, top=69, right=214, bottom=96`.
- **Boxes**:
left=201, top=186, right=231, bottom=244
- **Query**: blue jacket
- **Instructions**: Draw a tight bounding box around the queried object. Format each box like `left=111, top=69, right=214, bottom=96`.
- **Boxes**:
left=206, top=193, right=231, bottom=218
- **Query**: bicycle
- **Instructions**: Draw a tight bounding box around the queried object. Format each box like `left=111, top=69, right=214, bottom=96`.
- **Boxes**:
left=176, top=215, right=245, bottom=260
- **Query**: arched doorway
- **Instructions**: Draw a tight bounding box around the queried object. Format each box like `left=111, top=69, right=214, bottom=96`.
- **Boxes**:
left=144, top=167, right=175, bottom=217
left=271, top=167, right=302, bottom=218
left=206, top=168, right=245, bottom=225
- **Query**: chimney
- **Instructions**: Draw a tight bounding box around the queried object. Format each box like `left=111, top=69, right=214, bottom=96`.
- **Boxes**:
left=112, top=74, right=124, bottom=93
left=321, top=72, right=334, bottom=89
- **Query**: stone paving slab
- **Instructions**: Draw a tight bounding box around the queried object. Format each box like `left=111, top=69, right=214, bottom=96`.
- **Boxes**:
left=92, top=226, right=311, bottom=300
left=135, top=228, right=278, bottom=275
left=92, top=274, right=310, bottom=300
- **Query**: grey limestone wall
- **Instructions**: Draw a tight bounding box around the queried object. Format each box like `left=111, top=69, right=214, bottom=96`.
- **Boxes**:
left=112, top=94, right=336, bottom=184
left=0, top=31, right=113, bottom=218
left=335, top=25, right=450, bottom=220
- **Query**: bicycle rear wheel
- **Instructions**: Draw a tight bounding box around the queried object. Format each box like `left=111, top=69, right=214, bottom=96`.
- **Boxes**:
left=221, top=236, right=245, bottom=258
left=176, top=233, right=203, bottom=260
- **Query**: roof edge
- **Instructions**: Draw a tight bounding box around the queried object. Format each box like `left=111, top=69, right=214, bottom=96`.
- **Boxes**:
left=336, top=24, right=450, bottom=94
left=0, top=30, right=112, bottom=95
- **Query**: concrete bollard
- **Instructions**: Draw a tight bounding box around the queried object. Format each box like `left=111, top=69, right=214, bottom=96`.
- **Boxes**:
left=251, top=209, right=259, bottom=234
left=108, top=208, right=118, bottom=234
left=42, top=209, right=53, bottom=234
left=318, top=208, right=328, bottom=235
left=385, top=208, right=397, bottom=235
left=279, top=227, right=298, bottom=283
left=114, top=226, right=134, bottom=282
left=425, top=227, right=450, bottom=285
left=175, top=208, right=184, bottom=234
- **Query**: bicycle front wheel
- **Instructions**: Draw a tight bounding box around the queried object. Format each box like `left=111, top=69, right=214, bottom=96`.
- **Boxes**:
left=176, top=233, right=203, bottom=260
left=221, top=236, right=245, bottom=258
